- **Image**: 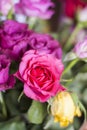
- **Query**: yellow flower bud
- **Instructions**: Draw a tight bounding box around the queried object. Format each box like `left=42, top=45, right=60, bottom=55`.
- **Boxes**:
left=51, top=91, right=81, bottom=127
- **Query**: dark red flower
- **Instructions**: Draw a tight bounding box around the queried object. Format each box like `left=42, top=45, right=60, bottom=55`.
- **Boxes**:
left=61, top=0, right=87, bottom=18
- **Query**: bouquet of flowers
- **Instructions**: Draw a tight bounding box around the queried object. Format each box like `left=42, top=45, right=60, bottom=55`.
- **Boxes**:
left=0, top=0, right=87, bottom=130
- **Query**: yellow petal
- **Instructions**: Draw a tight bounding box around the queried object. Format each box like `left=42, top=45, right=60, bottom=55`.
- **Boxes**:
left=51, top=91, right=81, bottom=127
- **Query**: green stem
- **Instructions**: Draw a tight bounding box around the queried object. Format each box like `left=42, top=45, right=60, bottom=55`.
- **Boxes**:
left=27, top=17, right=38, bottom=29
left=79, top=101, right=87, bottom=121
left=60, top=79, right=72, bottom=82
left=18, top=91, right=24, bottom=102
left=62, top=59, right=79, bottom=76
left=0, top=92, right=7, bottom=118
left=64, top=23, right=83, bottom=51
left=7, top=9, right=13, bottom=19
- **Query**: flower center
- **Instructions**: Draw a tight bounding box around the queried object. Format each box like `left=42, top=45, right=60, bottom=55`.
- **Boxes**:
left=30, top=66, right=50, bottom=87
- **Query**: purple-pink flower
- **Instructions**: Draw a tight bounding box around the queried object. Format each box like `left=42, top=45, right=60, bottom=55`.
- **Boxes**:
left=0, top=54, right=15, bottom=91
left=15, top=0, right=54, bottom=19
left=0, top=0, right=13, bottom=16
left=0, top=20, right=62, bottom=60
left=73, top=38, right=87, bottom=59
left=15, top=50, right=65, bottom=102
left=0, top=20, right=31, bottom=60
left=28, top=32, right=62, bottom=59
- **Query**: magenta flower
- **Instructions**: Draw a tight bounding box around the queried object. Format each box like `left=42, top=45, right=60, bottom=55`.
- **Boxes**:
left=73, top=38, right=87, bottom=59
left=0, top=0, right=13, bottom=16
left=15, top=0, right=54, bottom=19
left=0, top=54, right=15, bottom=91
left=0, top=20, right=31, bottom=60
left=15, top=50, right=65, bottom=102
left=28, top=32, right=62, bottom=59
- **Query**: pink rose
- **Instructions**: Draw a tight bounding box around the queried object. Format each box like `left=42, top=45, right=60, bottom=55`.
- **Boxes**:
left=15, top=50, right=65, bottom=102
left=0, top=0, right=13, bottom=16
left=15, top=0, right=54, bottom=19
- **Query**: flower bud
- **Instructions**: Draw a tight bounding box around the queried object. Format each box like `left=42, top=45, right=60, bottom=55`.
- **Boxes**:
left=51, top=91, right=81, bottom=127
left=73, top=38, right=87, bottom=59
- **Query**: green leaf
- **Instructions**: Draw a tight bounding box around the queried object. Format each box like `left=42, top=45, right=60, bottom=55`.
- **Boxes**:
left=7, top=9, right=13, bottom=19
left=0, top=92, right=3, bottom=104
left=4, top=90, right=20, bottom=116
left=70, top=93, right=79, bottom=106
left=82, top=89, right=87, bottom=103
left=63, top=52, right=77, bottom=62
left=0, top=92, right=7, bottom=118
left=4, top=90, right=32, bottom=115
left=71, top=93, right=87, bottom=121
left=82, top=58, right=87, bottom=62
left=27, top=100, right=47, bottom=124
left=0, top=117, right=26, bottom=130
left=44, top=116, right=74, bottom=130
left=79, top=101, right=86, bottom=121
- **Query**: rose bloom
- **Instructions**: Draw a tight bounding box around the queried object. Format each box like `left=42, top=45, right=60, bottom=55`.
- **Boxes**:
left=28, top=32, right=62, bottom=59
left=51, top=91, right=81, bottom=127
left=61, top=0, right=87, bottom=18
left=0, top=20, right=31, bottom=60
left=0, top=54, right=15, bottom=91
left=0, top=0, right=13, bottom=16
left=15, top=0, right=54, bottom=19
left=73, top=38, right=87, bottom=59
left=15, top=50, right=65, bottom=102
